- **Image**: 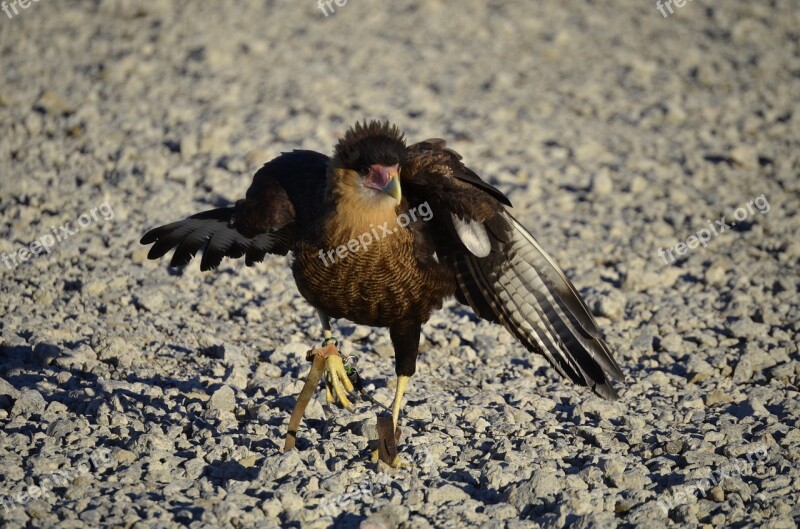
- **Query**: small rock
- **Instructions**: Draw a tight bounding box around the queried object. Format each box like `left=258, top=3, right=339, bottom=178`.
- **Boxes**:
left=34, top=91, right=74, bottom=115
left=114, top=449, right=137, bottom=465
left=666, top=438, right=685, bottom=455
left=135, top=290, right=165, bottom=313
left=705, top=390, right=734, bottom=407
left=275, top=489, right=304, bottom=511
left=12, top=389, right=47, bottom=417
left=599, top=458, right=626, bottom=477
left=0, top=377, right=21, bottom=399
left=360, top=505, right=410, bottom=529
left=46, top=400, right=68, bottom=414
left=261, top=450, right=303, bottom=481
left=83, top=281, right=107, bottom=296
left=245, top=307, right=263, bottom=322
left=207, top=385, right=236, bottom=413
left=428, top=483, right=470, bottom=503
left=705, top=262, right=729, bottom=285
left=504, top=470, right=561, bottom=508
left=180, top=135, right=197, bottom=159
left=46, top=419, right=74, bottom=439
left=238, top=454, right=259, bottom=468
left=611, top=471, right=649, bottom=489
left=729, top=145, right=759, bottom=169
left=592, top=289, right=625, bottom=319
left=733, top=342, right=782, bottom=383
left=729, top=318, right=769, bottom=340
left=592, top=169, right=613, bottom=195
left=709, top=486, right=725, bottom=502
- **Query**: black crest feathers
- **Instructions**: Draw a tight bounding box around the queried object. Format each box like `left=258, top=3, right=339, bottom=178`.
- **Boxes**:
left=334, top=120, right=407, bottom=172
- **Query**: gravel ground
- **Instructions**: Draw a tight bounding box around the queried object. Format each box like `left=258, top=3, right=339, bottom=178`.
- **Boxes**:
left=1, top=1, right=799, bottom=528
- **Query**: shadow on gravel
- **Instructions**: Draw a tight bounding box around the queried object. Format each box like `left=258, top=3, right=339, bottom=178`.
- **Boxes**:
left=330, top=512, right=365, bottom=529
left=0, top=343, right=207, bottom=437
left=0, top=343, right=61, bottom=373
left=204, top=458, right=260, bottom=483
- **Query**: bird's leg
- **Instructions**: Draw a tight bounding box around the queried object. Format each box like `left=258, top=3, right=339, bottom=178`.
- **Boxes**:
left=283, top=313, right=355, bottom=452
left=371, top=374, right=413, bottom=468
left=284, top=352, right=326, bottom=451
left=371, top=322, right=421, bottom=468
left=391, top=375, right=410, bottom=432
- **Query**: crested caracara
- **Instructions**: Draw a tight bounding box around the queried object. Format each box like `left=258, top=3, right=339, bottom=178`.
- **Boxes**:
left=140, top=120, right=624, bottom=464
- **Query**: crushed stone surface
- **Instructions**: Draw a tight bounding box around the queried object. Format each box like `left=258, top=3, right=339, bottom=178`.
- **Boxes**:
left=1, top=1, right=798, bottom=527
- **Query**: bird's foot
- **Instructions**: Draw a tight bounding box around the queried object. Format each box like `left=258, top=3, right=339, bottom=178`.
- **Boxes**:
left=370, top=414, right=407, bottom=467
left=283, top=340, right=354, bottom=452
left=308, top=341, right=355, bottom=409
left=371, top=449, right=411, bottom=469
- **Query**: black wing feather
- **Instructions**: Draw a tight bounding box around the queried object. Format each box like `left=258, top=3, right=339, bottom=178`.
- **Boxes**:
left=140, top=150, right=329, bottom=271
left=404, top=140, right=623, bottom=399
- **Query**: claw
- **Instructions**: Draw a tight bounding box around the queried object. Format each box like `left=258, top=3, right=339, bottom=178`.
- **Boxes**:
left=371, top=446, right=410, bottom=469
left=324, top=353, right=354, bottom=409
left=389, top=455, right=412, bottom=469
left=284, top=342, right=355, bottom=451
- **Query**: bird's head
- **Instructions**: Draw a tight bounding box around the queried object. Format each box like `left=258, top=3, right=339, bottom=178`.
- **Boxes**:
left=330, top=120, right=406, bottom=206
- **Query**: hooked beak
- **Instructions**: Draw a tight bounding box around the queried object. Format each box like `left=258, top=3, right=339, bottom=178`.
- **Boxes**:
left=366, top=164, right=401, bottom=204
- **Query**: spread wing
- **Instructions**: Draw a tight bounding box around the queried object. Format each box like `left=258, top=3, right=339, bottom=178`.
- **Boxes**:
left=140, top=150, right=328, bottom=271
left=402, top=140, right=624, bottom=399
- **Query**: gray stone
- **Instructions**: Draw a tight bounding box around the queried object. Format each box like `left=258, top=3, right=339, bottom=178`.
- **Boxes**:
left=360, top=505, right=410, bottom=528
left=207, top=385, right=236, bottom=413
left=11, top=389, right=47, bottom=417
left=1, top=3, right=799, bottom=528
left=427, top=483, right=471, bottom=503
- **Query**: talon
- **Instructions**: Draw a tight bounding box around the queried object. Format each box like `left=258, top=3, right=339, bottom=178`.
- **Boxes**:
left=325, top=353, right=354, bottom=408
left=325, top=382, right=335, bottom=404
left=375, top=454, right=411, bottom=470
left=284, top=341, right=356, bottom=450
left=390, top=455, right=411, bottom=469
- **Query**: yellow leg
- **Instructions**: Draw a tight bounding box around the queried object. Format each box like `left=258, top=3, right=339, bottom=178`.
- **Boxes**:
left=284, top=354, right=326, bottom=451
left=391, top=375, right=410, bottom=431
left=390, top=375, right=411, bottom=469
left=284, top=342, right=355, bottom=451
left=369, top=376, right=411, bottom=468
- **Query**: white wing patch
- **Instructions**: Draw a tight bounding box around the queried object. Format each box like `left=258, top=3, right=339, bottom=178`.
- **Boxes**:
left=451, top=213, right=491, bottom=257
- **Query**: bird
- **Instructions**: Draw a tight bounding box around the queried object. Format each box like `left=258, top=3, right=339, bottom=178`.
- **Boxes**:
left=140, top=120, right=624, bottom=465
